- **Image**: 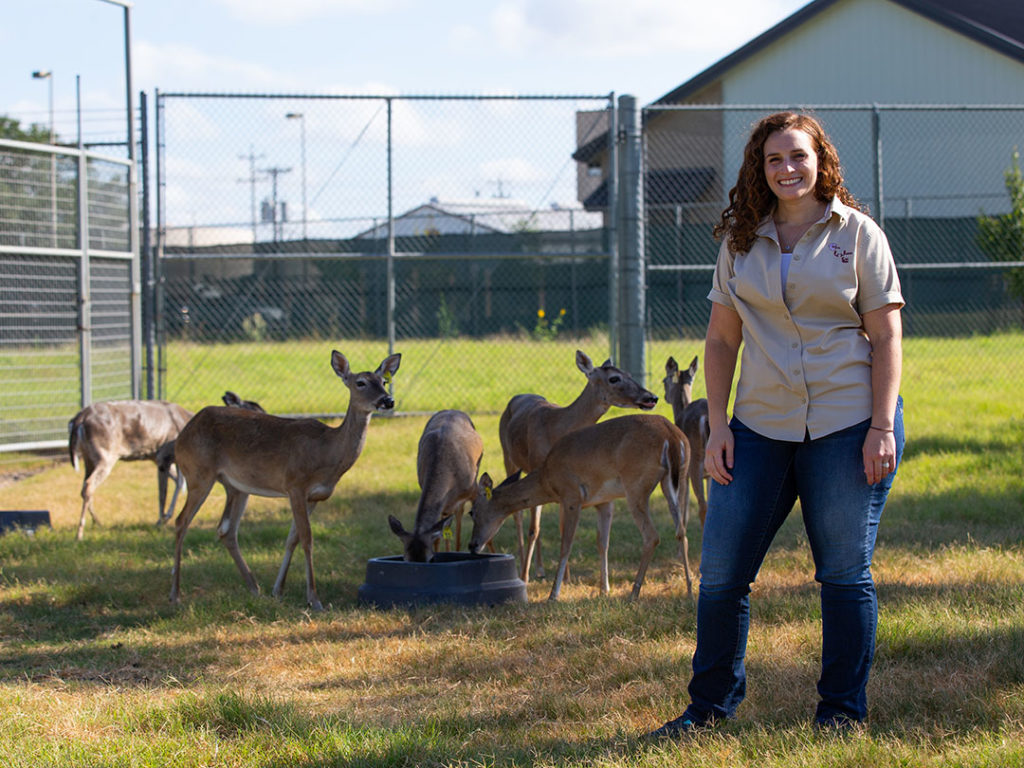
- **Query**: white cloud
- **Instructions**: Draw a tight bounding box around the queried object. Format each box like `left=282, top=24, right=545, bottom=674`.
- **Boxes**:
left=213, top=0, right=398, bottom=24
left=136, top=41, right=298, bottom=92
left=486, top=0, right=800, bottom=58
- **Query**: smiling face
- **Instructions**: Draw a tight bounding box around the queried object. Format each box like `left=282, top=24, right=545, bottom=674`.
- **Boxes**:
left=763, top=127, right=819, bottom=205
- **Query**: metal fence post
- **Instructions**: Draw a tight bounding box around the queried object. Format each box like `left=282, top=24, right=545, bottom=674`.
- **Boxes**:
left=607, top=93, right=619, bottom=364
left=616, top=94, right=646, bottom=384
left=140, top=90, right=155, bottom=400
left=386, top=97, right=396, bottom=362
left=77, top=148, right=92, bottom=408
left=872, top=104, right=884, bottom=229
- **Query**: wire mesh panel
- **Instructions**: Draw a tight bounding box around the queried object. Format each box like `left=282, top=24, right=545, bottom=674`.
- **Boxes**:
left=89, top=256, right=133, bottom=403
left=0, top=253, right=80, bottom=446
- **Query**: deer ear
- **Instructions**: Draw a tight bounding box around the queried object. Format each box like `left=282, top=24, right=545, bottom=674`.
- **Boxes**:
left=331, top=351, right=350, bottom=378
left=498, top=471, right=521, bottom=488
left=378, top=353, right=402, bottom=379
left=665, top=357, right=678, bottom=375
left=575, top=350, right=594, bottom=375
left=428, top=517, right=449, bottom=538
left=688, top=356, right=699, bottom=376
left=387, top=514, right=408, bottom=536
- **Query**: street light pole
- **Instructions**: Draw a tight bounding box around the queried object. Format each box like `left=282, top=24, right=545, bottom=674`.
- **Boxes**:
left=286, top=112, right=307, bottom=241
left=32, top=70, right=57, bottom=247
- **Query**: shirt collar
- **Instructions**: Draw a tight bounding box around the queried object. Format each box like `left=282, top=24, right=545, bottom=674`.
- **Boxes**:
left=756, top=195, right=848, bottom=237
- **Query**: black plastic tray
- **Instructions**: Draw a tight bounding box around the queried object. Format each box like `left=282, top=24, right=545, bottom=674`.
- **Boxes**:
left=357, top=552, right=527, bottom=608
left=0, top=510, right=51, bottom=534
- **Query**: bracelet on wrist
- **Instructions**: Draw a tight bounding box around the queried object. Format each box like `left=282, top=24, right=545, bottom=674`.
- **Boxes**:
left=869, top=425, right=894, bottom=433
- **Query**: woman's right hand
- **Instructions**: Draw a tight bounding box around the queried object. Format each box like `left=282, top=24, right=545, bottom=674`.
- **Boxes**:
left=705, top=424, right=735, bottom=485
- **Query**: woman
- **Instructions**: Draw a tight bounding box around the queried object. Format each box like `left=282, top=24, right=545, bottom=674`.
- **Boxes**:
left=650, top=112, right=905, bottom=736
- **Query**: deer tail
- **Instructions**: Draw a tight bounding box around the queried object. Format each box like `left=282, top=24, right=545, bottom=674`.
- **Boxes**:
left=661, top=439, right=684, bottom=507
left=68, top=414, right=83, bottom=472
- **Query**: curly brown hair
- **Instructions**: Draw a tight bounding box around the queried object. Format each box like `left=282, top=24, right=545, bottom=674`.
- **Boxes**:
left=713, top=112, right=863, bottom=254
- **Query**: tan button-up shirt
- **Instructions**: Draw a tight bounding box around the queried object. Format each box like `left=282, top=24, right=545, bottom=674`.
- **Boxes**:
left=708, top=197, right=904, bottom=441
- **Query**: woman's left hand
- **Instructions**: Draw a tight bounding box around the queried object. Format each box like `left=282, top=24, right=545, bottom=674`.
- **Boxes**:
left=862, top=428, right=896, bottom=484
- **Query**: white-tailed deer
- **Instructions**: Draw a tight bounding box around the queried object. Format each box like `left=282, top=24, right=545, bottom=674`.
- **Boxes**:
left=469, top=413, right=692, bottom=599
left=68, top=400, right=193, bottom=540
left=663, top=356, right=710, bottom=529
left=499, top=350, right=658, bottom=583
left=388, top=409, right=484, bottom=561
left=168, top=351, right=401, bottom=610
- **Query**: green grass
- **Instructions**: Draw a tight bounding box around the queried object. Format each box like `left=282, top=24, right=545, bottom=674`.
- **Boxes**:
left=0, top=333, right=1022, bottom=766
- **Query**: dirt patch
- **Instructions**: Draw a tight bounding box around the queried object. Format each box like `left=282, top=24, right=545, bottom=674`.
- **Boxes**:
left=0, top=455, right=64, bottom=490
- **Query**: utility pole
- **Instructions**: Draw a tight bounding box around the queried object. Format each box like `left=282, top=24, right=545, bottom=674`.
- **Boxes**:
left=238, top=146, right=264, bottom=243
left=260, top=165, right=291, bottom=241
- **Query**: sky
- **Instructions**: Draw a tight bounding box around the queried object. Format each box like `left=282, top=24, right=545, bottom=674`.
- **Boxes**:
left=2, top=0, right=812, bottom=238
left=3, top=0, right=810, bottom=145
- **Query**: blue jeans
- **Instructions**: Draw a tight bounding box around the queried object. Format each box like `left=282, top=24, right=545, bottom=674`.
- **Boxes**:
left=686, top=397, right=905, bottom=724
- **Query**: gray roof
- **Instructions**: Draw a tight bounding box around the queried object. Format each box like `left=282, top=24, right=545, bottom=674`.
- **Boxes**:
left=654, top=0, right=1024, bottom=104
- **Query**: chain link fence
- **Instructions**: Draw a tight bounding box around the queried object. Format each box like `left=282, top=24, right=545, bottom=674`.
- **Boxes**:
left=3, top=100, right=1022, bottom=448
left=0, top=138, right=136, bottom=450
left=155, top=92, right=616, bottom=413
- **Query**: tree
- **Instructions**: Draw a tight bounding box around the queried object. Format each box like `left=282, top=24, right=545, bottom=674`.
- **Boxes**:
left=977, top=150, right=1024, bottom=303
left=0, top=115, right=64, bottom=247
left=0, top=116, right=52, bottom=143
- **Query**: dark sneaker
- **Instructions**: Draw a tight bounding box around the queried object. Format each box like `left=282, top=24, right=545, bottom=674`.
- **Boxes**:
left=646, top=713, right=710, bottom=740
left=814, top=714, right=863, bottom=733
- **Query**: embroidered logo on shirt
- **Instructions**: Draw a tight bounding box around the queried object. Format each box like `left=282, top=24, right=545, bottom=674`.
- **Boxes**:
left=828, top=243, right=852, bottom=263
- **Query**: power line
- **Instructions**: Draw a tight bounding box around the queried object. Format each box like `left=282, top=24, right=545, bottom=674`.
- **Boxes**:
left=237, top=145, right=265, bottom=242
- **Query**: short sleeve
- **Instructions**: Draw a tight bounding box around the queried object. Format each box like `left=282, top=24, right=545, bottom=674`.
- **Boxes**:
left=855, top=219, right=904, bottom=315
left=707, top=237, right=736, bottom=308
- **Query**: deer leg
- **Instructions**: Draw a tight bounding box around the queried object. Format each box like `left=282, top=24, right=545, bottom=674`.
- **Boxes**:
left=520, top=504, right=544, bottom=582
left=533, top=507, right=546, bottom=579
left=698, top=471, right=709, bottom=528
left=287, top=493, right=322, bottom=611
left=169, top=475, right=216, bottom=604
left=272, top=520, right=300, bottom=598
left=664, top=474, right=692, bottom=596
left=78, top=457, right=114, bottom=541
left=165, top=466, right=186, bottom=525
left=157, top=462, right=185, bottom=525
left=217, top=490, right=259, bottom=597
left=156, top=463, right=170, bottom=525
left=689, top=463, right=706, bottom=530
left=594, top=501, right=614, bottom=595
left=273, top=501, right=319, bottom=601
left=548, top=501, right=582, bottom=601
left=626, top=495, right=661, bottom=601
left=514, top=509, right=527, bottom=576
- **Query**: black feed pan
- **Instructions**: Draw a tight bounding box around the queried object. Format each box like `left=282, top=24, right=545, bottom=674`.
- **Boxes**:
left=358, top=552, right=527, bottom=608
left=0, top=510, right=51, bottom=535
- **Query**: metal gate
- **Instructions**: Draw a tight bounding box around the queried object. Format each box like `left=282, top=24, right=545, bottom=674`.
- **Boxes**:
left=0, top=138, right=139, bottom=451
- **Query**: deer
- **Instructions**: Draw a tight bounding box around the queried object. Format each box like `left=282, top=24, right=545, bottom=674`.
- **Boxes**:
left=388, top=409, right=484, bottom=561
left=499, top=350, right=658, bottom=584
left=68, top=399, right=193, bottom=540
left=469, top=413, right=691, bottom=599
left=168, top=350, right=401, bottom=610
left=663, top=355, right=710, bottom=530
